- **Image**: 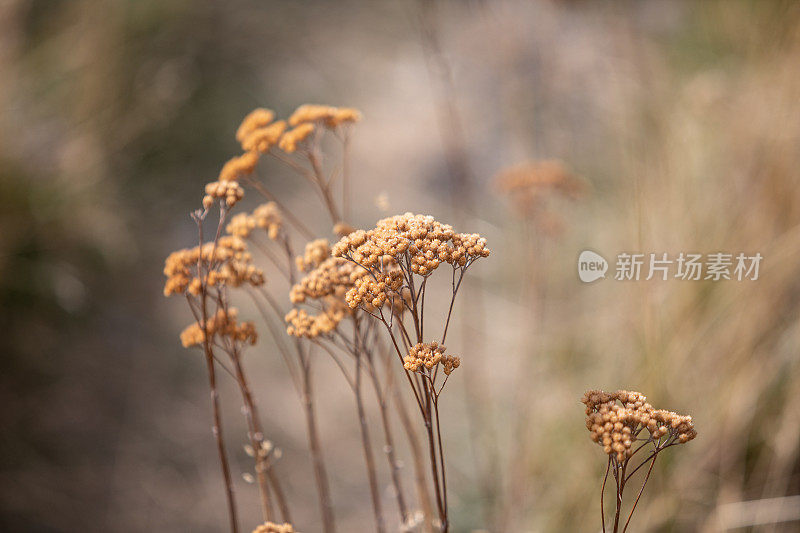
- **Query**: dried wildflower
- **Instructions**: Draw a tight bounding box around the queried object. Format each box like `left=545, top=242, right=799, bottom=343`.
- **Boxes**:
left=582, top=389, right=697, bottom=532
left=346, top=270, right=404, bottom=309
left=226, top=202, right=282, bottom=240
left=252, top=202, right=282, bottom=239
left=226, top=212, right=257, bottom=239
left=203, top=179, right=245, bottom=208
left=278, top=123, right=315, bottom=153
left=403, top=342, right=460, bottom=375
left=219, top=151, right=260, bottom=182
left=285, top=306, right=346, bottom=339
left=332, top=212, right=490, bottom=276
left=236, top=108, right=276, bottom=144
left=242, top=120, right=288, bottom=153
left=296, top=239, right=331, bottom=273
left=582, top=389, right=696, bottom=461
left=288, top=104, right=362, bottom=128
left=326, top=107, right=362, bottom=127
left=163, top=236, right=264, bottom=296
left=180, top=307, right=258, bottom=348
left=333, top=221, right=355, bottom=238
left=252, top=522, right=298, bottom=533
left=494, top=160, right=584, bottom=228
left=290, top=257, right=364, bottom=304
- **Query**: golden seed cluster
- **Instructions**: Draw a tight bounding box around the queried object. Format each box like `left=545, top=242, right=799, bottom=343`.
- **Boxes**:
left=219, top=151, right=261, bottom=183
left=285, top=305, right=346, bottom=339
left=290, top=257, right=365, bottom=304
left=333, top=222, right=356, bottom=237
left=236, top=108, right=276, bottom=143
left=226, top=202, right=283, bottom=240
left=403, top=342, right=461, bottom=375
left=242, top=120, right=288, bottom=153
left=278, top=123, right=315, bottom=153
left=332, top=213, right=490, bottom=276
left=198, top=104, right=361, bottom=210
left=346, top=271, right=404, bottom=309
left=180, top=308, right=258, bottom=348
left=163, top=236, right=264, bottom=296
left=494, top=160, right=584, bottom=215
left=287, top=256, right=371, bottom=337
left=204, top=179, right=245, bottom=209
left=296, top=239, right=331, bottom=273
left=252, top=522, right=297, bottom=533
left=288, top=104, right=362, bottom=128
left=581, top=389, right=697, bottom=462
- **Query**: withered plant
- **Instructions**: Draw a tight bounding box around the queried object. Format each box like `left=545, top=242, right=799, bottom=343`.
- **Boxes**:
left=163, top=104, right=487, bottom=533
left=582, top=390, right=697, bottom=533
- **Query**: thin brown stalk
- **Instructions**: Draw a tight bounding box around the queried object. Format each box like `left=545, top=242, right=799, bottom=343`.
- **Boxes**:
left=299, top=348, right=337, bottom=533
left=601, top=456, right=611, bottom=533
left=368, top=346, right=410, bottom=524
left=353, top=319, right=386, bottom=533
left=622, top=455, right=657, bottom=533
left=193, top=212, right=239, bottom=533
left=393, top=376, right=436, bottom=533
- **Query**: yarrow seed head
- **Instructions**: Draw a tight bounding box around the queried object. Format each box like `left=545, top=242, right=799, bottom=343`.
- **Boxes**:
left=252, top=522, right=298, bottom=533
left=403, top=342, right=460, bottom=375
left=180, top=307, right=258, bottom=348
left=236, top=108, right=276, bottom=143
left=241, top=120, right=287, bottom=153
left=332, top=212, right=490, bottom=275
left=296, top=239, right=332, bottom=273
left=278, top=123, right=315, bottom=153
left=226, top=202, right=282, bottom=240
left=288, top=104, right=362, bottom=128
left=219, top=151, right=260, bottom=183
left=203, top=179, right=245, bottom=209
left=163, top=236, right=264, bottom=297
left=581, top=389, right=697, bottom=462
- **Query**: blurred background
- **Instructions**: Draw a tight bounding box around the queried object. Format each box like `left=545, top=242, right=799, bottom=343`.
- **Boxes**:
left=2, top=0, right=800, bottom=531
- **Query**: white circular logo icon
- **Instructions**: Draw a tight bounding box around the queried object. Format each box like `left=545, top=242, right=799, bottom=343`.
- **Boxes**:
left=578, top=250, right=608, bottom=282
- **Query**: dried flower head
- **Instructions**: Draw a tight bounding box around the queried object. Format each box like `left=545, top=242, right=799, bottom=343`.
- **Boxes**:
left=252, top=522, right=297, bottom=533
left=403, top=342, right=460, bottom=375
left=180, top=307, right=258, bottom=348
left=242, top=120, right=288, bottom=153
left=219, top=151, right=260, bottom=182
left=582, top=389, right=697, bottom=462
left=163, top=236, right=264, bottom=296
left=236, top=108, right=276, bottom=143
left=290, top=257, right=365, bottom=304
left=345, top=270, right=404, bottom=309
left=285, top=306, right=346, bottom=339
left=226, top=202, right=282, bottom=240
left=296, top=239, right=331, bottom=273
left=288, top=104, right=362, bottom=128
left=333, top=221, right=355, bottom=238
left=332, top=212, right=490, bottom=275
left=203, top=179, right=245, bottom=209
left=278, top=123, right=315, bottom=153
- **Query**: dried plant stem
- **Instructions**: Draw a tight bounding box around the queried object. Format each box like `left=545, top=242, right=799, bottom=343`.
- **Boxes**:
left=369, top=347, right=410, bottom=524
left=193, top=212, right=239, bottom=533
left=202, top=334, right=239, bottom=533
left=226, top=343, right=292, bottom=523
left=299, top=349, right=337, bottom=533
left=353, top=319, right=386, bottom=533
left=393, top=380, right=436, bottom=533
left=622, top=456, right=657, bottom=533
left=601, top=456, right=611, bottom=533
